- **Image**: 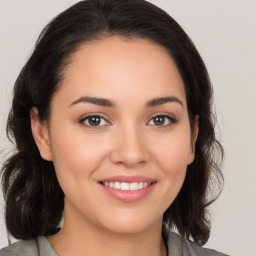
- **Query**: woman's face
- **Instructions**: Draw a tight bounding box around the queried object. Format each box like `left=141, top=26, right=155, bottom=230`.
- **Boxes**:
left=33, top=37, right=198, bottom=235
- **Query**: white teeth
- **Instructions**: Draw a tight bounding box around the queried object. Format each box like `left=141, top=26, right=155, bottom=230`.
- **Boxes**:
left=120, top=182, right=129, bottom=190
left=138, top=182, right=143, bottom=189
left=114, top=182, right=120, bottom=189
left=130, top=182, right=138, bottom=191
left=102, top=181, right=151, bottom=191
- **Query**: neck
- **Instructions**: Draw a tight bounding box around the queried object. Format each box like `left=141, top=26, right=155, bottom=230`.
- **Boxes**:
left=46, top=204, right=167, bottom=256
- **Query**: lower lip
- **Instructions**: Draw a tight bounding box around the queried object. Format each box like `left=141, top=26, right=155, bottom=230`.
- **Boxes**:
left=99, top=183, right=156, bottom=202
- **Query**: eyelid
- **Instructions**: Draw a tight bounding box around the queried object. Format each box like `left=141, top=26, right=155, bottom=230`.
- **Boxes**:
left=78, top=112, right=177, bottom=129
left=147, top=113, right=177, bottom=127
left=79, top=113, right=112, bottom=128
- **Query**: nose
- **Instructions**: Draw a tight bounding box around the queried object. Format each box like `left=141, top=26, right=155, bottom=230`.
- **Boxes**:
left=110, top=123, right=149, bottom=168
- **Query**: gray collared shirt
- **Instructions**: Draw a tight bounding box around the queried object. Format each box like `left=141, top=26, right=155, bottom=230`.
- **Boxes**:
left=0, top=231, right=228, bottom=256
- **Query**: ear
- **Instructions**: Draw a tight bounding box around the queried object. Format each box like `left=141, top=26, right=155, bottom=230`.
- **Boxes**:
left=187, top=115, right=199, bottom=165
left=30, top=107, right=53, bottom=161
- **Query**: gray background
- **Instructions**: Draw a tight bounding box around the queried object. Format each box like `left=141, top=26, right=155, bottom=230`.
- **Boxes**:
left=0, top=1, right=255, bottom=255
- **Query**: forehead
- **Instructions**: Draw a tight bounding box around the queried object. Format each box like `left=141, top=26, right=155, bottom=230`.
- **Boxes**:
left=56, top=36, right=186, bottom=107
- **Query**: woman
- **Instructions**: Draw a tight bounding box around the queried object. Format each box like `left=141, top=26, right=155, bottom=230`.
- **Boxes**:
left=0, top=0, right=227, bottom=255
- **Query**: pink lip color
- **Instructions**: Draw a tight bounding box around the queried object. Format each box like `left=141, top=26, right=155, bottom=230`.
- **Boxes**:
left=98, top=175, right=156, bottom=202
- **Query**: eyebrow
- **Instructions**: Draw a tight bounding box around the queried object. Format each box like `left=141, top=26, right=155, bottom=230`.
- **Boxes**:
left=146, top=96, right=184, bottom=108
left=69, top=96, right=184, bottom=108
left=69, top=96, right=116, bottom=108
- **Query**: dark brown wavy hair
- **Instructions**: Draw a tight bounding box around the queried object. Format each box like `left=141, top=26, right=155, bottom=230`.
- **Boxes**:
left=1, top=0, right=223, bottom=246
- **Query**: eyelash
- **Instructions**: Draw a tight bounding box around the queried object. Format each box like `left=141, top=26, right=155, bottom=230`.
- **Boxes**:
left=148, top=113, right=177, bottom=128
left=79, top=114, right=110, bottom=129
left=79, top=113, right=177, bottom=129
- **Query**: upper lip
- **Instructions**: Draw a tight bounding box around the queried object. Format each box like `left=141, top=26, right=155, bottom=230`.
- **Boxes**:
left=98, top=175, right=156, bottom=183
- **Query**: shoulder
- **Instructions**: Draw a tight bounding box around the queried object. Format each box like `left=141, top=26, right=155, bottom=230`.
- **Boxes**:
left=0, top=239, right=38, bottom=256
left=185, top=239, right=228, bottom=256
left=167, top=231, right=229, bottom=256
left=0, top=236, right=56, bottom=256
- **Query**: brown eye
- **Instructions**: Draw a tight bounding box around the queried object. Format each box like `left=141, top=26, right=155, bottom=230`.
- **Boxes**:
left=80, top=115, right=108, bottom=127
left=153, top=116, right=165, bottom=125
left=148, top=115, right=175, bottom=127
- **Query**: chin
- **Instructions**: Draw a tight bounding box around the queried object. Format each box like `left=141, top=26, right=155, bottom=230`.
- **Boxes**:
left=97, top=211, right=162, bottom=235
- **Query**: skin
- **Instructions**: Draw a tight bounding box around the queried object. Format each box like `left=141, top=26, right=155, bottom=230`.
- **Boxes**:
left=31, top=36, right=198, bottom=256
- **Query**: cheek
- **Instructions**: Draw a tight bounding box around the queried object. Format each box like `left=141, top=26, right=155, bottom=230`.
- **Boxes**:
left=151, top=128, right=192, bottom=200
left=49, top=124, right=110, bottom=185
left=154, top=130, right=192, bottom=174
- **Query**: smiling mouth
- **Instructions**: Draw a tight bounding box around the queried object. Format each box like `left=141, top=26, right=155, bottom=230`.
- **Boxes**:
left=100, top=181, right=154, bottom=191
left=98, top=176, right=157, bottom=202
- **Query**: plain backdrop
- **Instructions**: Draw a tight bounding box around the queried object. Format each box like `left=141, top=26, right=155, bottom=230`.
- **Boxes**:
left=0, top=1, right=255, bottom=255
